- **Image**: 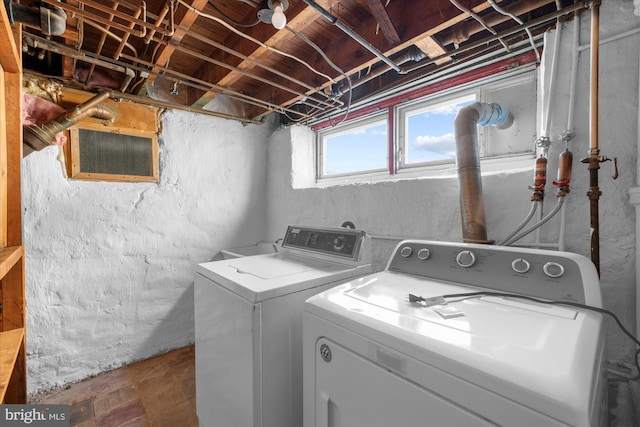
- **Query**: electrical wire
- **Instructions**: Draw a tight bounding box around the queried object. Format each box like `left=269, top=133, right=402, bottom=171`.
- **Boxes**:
left=285, top=25, right=353, bottom=125
left=76, top=16, right=138, bottom=58
left=176, top=0, right=336, bottom=84
left=207, top=0, right=260, bottom=27
left=449, top=0, right=511, bottom=52
left=408, top=290, right=640, bottom=379
left=487, top=0, right=541, bottom=63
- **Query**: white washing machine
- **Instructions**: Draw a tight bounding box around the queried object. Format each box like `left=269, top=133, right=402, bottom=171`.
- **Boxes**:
left=304, top=240, right=607, bottom=427
left=195, top=225, right=372, bottom=427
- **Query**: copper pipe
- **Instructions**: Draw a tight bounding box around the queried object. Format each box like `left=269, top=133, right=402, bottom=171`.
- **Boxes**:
left=114, top=6, right=144, bottom=59
left=144, top=1, right=170, bottom=44
left=589, top=2, right=599, bottom=155
left=581, top=0, right=603, bottom=275
left=25, top=34, right=317, bottom=119
left=40, top=0, right=158, bottom=37
left=85, top=3, right=119, bottom=87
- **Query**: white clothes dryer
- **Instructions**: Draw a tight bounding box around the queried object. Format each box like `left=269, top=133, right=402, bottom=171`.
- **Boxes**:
left=195, top=225, right=372, bottom=427
left=304, top=240, right=607, bottom=427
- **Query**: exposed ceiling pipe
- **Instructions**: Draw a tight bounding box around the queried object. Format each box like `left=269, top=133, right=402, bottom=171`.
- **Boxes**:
left=330, top=0, right=587, bottom=102
left=302, top=0, right=401, bottom=72
left=3, top=0, right=66, bottom=35
left=441, top=0, right=554, bottom=47
left=39, top=0, right=157, bottom=38
left=23, top=92, right=119, bottom=156
left=454, top=102, right=512, bottom=244
left=22, top=35, right=136, bottom=92
left=403, top=0, right=590, bottom=74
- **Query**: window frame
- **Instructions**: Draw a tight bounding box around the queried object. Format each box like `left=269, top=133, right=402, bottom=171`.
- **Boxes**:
left=314, top=67, right=537, bottom=185
left=316, top=112, right=389, bottom=180
left=395, top=91, right=477, bottom=172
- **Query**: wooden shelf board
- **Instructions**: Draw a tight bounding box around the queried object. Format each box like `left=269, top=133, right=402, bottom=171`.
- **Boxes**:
left=0, top=327, right=25, bottom=402
left=0, top=245, right=23, bottom=280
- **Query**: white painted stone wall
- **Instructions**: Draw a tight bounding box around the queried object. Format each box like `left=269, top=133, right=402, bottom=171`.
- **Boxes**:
left=23, top=110, right=271, bottom=394
left=265, top=0, right=639, bottom=364
left=22, top=0, right=639, bottom=397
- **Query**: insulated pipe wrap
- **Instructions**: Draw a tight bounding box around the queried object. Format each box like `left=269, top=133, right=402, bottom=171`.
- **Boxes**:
left=3, top=0, right=67, bottom=35
left=454, top=102, right=511, bottom=244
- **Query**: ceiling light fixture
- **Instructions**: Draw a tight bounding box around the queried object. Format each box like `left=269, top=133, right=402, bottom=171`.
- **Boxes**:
left=257, top=0, right=289, bottom=29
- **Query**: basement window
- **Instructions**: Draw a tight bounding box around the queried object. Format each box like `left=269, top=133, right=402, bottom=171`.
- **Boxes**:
left=314, top=69, right=537, bottom=184
left=317, top=114, right=388, bottom=178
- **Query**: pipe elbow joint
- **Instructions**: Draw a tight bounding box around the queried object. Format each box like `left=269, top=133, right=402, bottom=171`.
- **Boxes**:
left=474, top=102, right=512, bottom=128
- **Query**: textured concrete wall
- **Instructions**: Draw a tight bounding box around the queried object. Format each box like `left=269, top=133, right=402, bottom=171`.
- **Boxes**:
left=22, top=0, right=639, bottom=397
left=24, top=110, right=270, bottom=394
left=265, top=0, right=639, bottom=364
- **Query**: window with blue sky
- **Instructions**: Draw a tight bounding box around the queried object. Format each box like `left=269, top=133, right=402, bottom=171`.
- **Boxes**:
left=316, top=69, right=536, bottom=181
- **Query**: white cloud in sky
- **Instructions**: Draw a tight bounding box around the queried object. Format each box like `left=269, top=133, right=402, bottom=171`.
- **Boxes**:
left=414, top=132, right=456, bottom=156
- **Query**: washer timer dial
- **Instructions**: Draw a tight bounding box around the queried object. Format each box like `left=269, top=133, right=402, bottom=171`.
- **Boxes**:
left=543, top=262, right=565, bottom=278
left=511, top=258, right=531, bottom=274
left=456, top=250, right=476, bottom=268
left=400, top=246, right=413, bottom=258
left=417, top=248, right=431, bottom=260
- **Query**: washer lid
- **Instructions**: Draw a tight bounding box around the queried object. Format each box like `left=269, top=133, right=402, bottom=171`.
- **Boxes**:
left=305, top=271, right=605, bottom=424
left=197, top=253, right=370, bottom=302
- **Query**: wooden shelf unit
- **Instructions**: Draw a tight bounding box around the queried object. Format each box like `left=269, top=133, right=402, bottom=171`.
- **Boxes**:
left=0, top=1, right=26, bottom=404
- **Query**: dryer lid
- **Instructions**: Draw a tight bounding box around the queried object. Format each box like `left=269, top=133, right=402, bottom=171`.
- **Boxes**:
left=305, top=272, right=605, bottom=424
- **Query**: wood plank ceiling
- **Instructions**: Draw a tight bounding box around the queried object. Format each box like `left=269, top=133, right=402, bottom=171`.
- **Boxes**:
left=15, top=0, right=590, bottom=124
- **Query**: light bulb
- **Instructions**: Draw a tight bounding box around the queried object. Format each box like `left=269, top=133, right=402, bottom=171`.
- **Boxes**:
left=272, top=5, right=286, bottom=29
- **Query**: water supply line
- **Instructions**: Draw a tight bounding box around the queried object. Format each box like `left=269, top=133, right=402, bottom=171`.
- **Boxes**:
left=23, top=92, right=119, bottom=155
left=454, top=102, right=512, bottom=244
left=579, top=0, right=616, bottom=276
left=499, top=21, right=566, bottom=248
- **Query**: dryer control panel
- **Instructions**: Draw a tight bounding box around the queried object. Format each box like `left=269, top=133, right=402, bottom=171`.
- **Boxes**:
left=282, top=225, right=366, bottom=260
left=387, top=240, right=602, bottom=306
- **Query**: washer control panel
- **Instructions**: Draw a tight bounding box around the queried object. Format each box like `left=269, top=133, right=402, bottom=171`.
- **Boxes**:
left=282, top=225, right=367, bottom=259
left=387, top=240, right=601, bottom=305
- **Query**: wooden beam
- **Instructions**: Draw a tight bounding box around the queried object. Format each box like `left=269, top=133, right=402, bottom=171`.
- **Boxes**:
left=365, top=0, right=400, bottom=45
left=146, top=0, right=210, bottom=85
left=0, top=2, right=20, bottom=73
left=414, top=36, right=451, bottom=65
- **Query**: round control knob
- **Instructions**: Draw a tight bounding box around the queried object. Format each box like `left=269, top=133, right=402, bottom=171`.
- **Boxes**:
left=456, top=250, right=476, bottom=268
left=400, top=246, right=413, bottom=258
left=543, top=262, right=565, bottom=278
left=511, top=258, right=531, bottom=274
left=417, top=248, right=431, bottom=260
left=332, top=236, right=346, bottom=250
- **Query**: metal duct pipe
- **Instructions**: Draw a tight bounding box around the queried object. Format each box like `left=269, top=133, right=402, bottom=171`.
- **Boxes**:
left=454, top=102, right=512, bottom=243
left=3, top=0, right=66, bottom=35
left=302, top=0, right=401, bottom=72
left=23, top=92, right=119, bottom=156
